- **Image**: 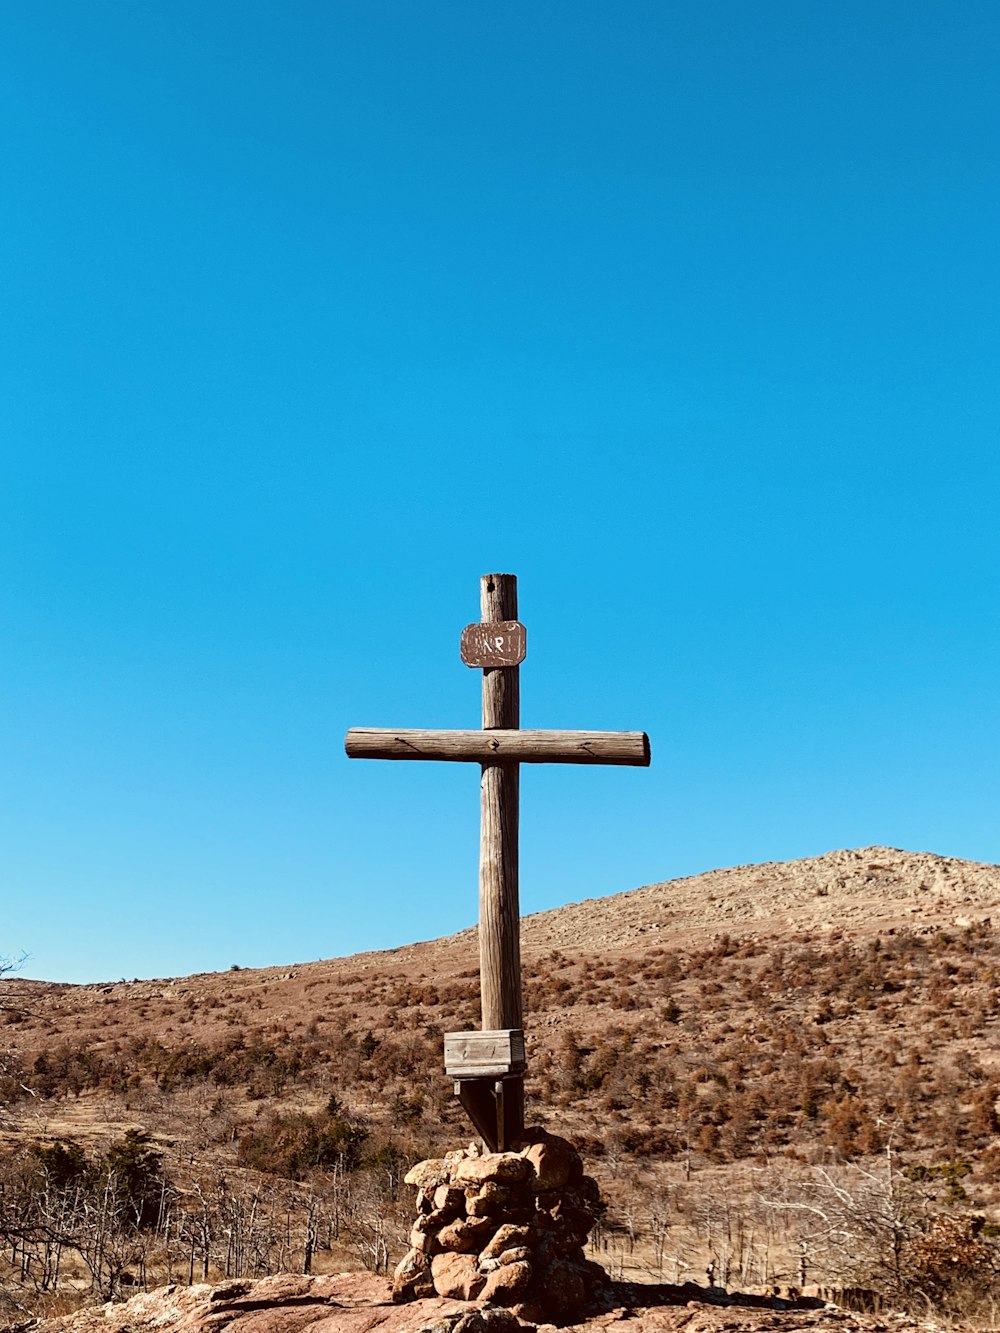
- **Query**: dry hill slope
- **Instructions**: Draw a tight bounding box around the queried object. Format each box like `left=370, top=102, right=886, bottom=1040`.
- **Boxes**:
left=518, top=845, right=1000, bottom=954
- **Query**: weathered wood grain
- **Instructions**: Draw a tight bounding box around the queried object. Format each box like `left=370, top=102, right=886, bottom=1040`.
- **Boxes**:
left=479, top=574, right=522, bottom=1044
left=344, top=728, right=651, bottom=765
left=444, top=1029, right=526, bottom=1078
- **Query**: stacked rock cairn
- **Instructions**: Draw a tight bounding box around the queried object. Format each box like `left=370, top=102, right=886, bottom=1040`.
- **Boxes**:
left=392, top=1128, right=609, bottom=1323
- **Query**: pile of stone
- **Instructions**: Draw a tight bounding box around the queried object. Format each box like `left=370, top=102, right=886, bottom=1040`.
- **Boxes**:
left=392, top=1128, right=609, bottom=1324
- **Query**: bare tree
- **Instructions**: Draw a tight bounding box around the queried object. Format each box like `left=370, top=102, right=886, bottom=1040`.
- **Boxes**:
left=759, top=1144, right=922, bottom=1300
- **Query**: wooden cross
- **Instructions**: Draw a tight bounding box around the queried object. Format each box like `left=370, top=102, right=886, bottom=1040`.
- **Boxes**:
left=345, top=573, right=650, bottom=1149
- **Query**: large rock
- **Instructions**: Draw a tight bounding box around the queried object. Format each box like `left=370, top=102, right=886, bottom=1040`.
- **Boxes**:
left=431, top=1252, right=486, bottom=1301
left=479, top=1259, right=534, bottom=1305
left=434, top=1184, right=468, bottom=1216
left=467, top=1182, right=523, bottom=1217
left=498, top=1246, right=533, bottom=1267
left=409, top=1213, right=441, bottom=1255
left=392, top=1247, right=434, bottom=1302
left=519, top=1132, right=582, bottom=1192
left=437, top=1215, right=497, bottom=1252
left=480, top=1224, right=534, bottom=1261
left=405, top=1157, right=454, bottom=1190
left=454, top=1153, right=533, bottom=1187
left=533, top=1257, right=587, bottom=1319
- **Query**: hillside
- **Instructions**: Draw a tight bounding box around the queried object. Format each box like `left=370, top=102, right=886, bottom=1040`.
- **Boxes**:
left=525, top=845, right=1000, bottom=949
left=3, top=846, right=1000, bottom=1325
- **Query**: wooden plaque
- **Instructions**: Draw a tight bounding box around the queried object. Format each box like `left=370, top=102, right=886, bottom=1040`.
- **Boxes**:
left=460, top=621, right=526, bottom=668
left=444, top=1028, right=526, bottom=1079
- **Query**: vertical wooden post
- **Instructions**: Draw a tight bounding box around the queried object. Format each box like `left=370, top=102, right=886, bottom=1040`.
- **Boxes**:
left=477, top=572, right=523, bottom=1147
left=479, top=572, right=522, bottom=1032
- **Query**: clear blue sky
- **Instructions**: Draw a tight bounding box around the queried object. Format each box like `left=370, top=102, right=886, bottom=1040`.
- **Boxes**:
left=2, top=2, right=997, bottom=983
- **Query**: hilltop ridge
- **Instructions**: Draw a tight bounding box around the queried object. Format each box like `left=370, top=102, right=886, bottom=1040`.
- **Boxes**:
left=518, top=845, right=1000, bottom=956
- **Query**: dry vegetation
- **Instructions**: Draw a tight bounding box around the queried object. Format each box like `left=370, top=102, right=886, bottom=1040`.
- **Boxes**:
left=3, top=846, right=1000, bottom=1324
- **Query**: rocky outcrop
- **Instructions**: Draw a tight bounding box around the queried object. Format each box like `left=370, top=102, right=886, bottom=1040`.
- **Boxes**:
left=11, top=1271, right=955, bottom=1333
left=392, top=1130, right=607, bottom=1324
left=6, top=1273, right=536, bottom=1333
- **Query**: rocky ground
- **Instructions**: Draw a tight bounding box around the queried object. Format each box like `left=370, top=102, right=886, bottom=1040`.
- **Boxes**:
left=8, top=1272, right=953, bottom=1333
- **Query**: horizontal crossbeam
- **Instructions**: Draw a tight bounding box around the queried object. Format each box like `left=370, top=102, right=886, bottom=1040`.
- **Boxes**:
left=344, top=727, right=650, bottom=766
